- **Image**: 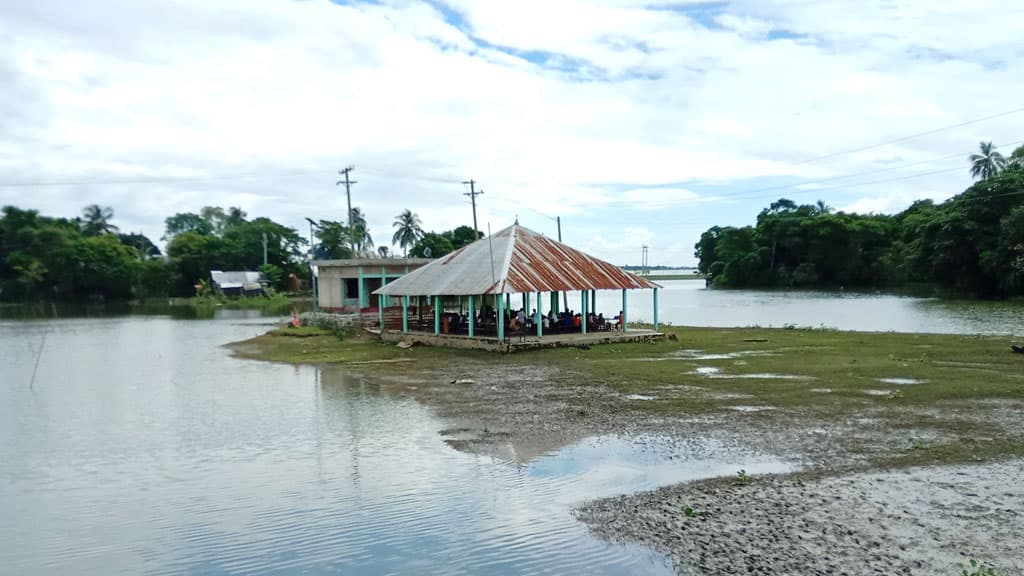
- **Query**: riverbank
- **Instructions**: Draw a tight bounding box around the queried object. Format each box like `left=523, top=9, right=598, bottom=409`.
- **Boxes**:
left=228, top=325, right=1024, bottom=574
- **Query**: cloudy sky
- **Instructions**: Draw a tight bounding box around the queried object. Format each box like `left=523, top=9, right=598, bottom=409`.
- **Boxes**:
left=1, top=0, right=1022, bottom=266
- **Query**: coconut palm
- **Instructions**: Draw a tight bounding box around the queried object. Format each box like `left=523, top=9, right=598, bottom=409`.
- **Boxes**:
left=392, top=209, right=424, bottom=257
left=349, top=207, right=373, bottom=253
left=377, top=246, right=389, bottom=259
left=969, top=141, right=1007, bottom=181
left=1008, top=145, right=1024, bottom=171
left=80, top=204, right=119, bottom=236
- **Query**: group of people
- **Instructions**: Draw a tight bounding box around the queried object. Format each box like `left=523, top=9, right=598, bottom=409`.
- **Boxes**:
left=436, top=303, right=626, bottom=334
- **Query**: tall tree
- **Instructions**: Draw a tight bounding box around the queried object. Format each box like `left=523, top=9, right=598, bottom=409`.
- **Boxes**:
left=349, top=207, right=373, bottom=253
left=392, top=209, right=423, bottom=257
left=315, top=220, right=354, bottom=259
left=969, top=141, right=1007, bottom=180
left=1008, top=145, right=1024, bottom=171
left=80, top=205, right=119, bottom=236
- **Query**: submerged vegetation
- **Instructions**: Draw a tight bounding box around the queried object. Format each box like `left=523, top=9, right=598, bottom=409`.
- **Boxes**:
left=695, top=143, right=1024, bottom=296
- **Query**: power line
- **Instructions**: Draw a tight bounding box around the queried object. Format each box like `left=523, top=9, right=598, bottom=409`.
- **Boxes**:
left=593, top=139, right=1022, bottom=210
left=788, top=105, right=1024, bottom=166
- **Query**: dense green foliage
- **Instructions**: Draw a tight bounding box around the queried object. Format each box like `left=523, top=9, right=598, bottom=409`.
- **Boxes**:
left=409, top=225, right=483, bottom=258
left=696, top=146, right=1024, bottom=296
left=0, top=204, right=310, bottom=300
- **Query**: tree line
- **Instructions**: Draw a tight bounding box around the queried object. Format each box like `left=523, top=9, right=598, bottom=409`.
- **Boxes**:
left=695, top=142, right=1024, bottom=297
left=0, top=203, right=482, bottom=301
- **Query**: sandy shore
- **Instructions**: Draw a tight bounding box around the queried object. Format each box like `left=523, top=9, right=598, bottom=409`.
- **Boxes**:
left=578, top=461, right=1023, bottom=576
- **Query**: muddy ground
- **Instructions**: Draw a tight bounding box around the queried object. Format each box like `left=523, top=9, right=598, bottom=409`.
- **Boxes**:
left=314, top=354, right=1023, bottom=576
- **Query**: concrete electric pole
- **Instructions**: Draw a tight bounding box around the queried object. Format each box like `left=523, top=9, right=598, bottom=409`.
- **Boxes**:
left=462, top=179, right=483, bottom=238
left=337, top=166, right=357, bottom=252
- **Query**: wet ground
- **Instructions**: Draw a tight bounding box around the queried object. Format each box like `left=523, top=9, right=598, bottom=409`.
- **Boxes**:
left=353, top=354, right=1023, bottom=576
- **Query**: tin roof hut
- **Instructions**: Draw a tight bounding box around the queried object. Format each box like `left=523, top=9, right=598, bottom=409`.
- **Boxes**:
left=373, top=224, right=661, bottom=349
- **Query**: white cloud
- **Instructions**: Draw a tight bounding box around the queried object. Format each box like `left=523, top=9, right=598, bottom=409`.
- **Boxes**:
left=1, top=0, right=1022, bottom=262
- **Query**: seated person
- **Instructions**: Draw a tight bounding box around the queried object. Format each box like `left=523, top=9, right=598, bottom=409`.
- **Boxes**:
left=597, top=313, right=606, bottom=329
left=542, top=314, right=550, bottom=329
left=573, top=314, right=581, bottom=329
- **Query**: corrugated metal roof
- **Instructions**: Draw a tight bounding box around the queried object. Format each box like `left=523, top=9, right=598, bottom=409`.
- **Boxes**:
left=374, top=225, right=659, bottom=296
left=210, top=270, right=263, bottom=290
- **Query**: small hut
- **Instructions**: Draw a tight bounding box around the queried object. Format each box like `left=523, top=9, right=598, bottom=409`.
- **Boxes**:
left=373, top=224, right=661, bottom=349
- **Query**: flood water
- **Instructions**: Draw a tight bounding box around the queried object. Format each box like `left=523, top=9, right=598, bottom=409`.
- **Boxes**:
left=1, top=312, right=791, bottom=575
left=584, top=280, right=1024, bottom=336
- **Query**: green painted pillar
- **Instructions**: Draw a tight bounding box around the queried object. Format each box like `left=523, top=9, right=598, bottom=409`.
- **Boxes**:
left=581, top=290, right=587, bottom=334
left=402, top=296, right=409, bottom=333
left=434, top=295, right=441, bottom=335
left=535, top=291, right=542, bottom=338
left=550, top=292, right=558, bottom=315
left=468, top=295, right=475, bottom=337
left=653, top=288, right=659, bottom=331
left=358, top=266, right=366, bottom=308
left=378, top=294, right=384, bottom=331
left=525, top=292, right=530, bottom=316
left=621, top=289, right=628, bottom=333
left=497, top=293, right=505, bottom=342
left=505, top=293, right=511, bottom=313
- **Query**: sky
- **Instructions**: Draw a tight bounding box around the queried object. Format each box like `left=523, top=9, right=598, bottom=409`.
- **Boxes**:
left=1, top=0, right=1022, bottom=266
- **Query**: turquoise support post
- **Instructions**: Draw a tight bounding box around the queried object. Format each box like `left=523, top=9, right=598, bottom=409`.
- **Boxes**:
left=525, top=293, right=530, bottom=317
left=653, top=288, right=659, bottom=331
left=468, top=295, right=475, bottom=337
left=550, top=292, right=558, bottom=315
left=378, top=294, right=384, bottom=331
left=358, top=267, right=366, bottom=308
left=434, top=295, right=441, bottom=334
left=621, top=289, right=628, bottom=333
left=505, top=293, right=511, bottom=314
left=535, top=291, right=542, bottom=338
left=590, top=289, right=596, bottom=313
left=497, top=294, right=505, bottom=342
left=402, top=296, right=409, bottom=333
left=581, top=290, right=587, bottom=334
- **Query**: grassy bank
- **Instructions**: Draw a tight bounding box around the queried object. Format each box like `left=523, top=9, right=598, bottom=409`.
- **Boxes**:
left=229, top=325, right=1024, bottom=466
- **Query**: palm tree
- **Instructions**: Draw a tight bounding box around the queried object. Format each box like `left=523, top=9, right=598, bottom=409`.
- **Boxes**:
left=1008, top=145, right=1024, bottom=171
left=392, top=209, right=423, bottom=257
left=969, top=141, right=1007, bottom=180
left=377, top=246, right=389, bottom=259
left=349, top=207, right=373, bottom=253
left=80, top=204, right=119, bottom=236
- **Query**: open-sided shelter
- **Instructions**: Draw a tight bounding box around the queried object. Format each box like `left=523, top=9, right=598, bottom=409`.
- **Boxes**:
left=373, top=224, right=660, bottom=345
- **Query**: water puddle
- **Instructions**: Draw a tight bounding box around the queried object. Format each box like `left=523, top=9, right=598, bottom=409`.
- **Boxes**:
left=529, top=435, right=795, bottom=505
left=863, top=389, right=892, bottom=396
left=692, top=366, right=721, bottom=375
left=671, top=349, right=777, bottom=361
left=707, top=373, right=814, bottom=380
left=877, top=378, right=926, bottom=385
left=729, top=405, right=776, bottom=412
left=624, top=393, right=658, bottom=401
left=809, top=388, right=833, bottom=393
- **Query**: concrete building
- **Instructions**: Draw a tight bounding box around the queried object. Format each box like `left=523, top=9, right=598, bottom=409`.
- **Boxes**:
left=312, top=258, right=431, bottom=311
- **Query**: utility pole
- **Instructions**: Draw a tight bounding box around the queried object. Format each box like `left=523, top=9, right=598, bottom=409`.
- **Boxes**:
left=262, top=232, right=268, bottom=266
left=337, top=166, right=357, bottom=252
left=463, top=179, right=483, bottom=238
left=556, top=216, right=562, bottom=242
left=305, top=217, right=319, bottom=314
left=641, top=245, right=649, bottom=276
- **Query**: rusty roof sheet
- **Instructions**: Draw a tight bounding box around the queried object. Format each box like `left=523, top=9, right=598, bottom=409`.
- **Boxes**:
left=374, top=224, right=658, bottom=296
